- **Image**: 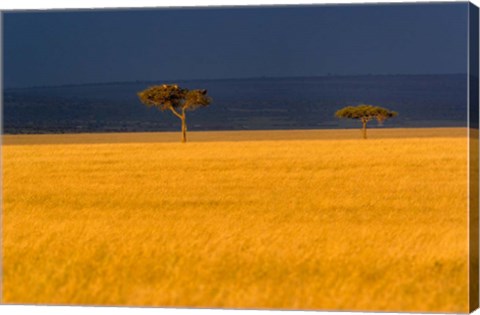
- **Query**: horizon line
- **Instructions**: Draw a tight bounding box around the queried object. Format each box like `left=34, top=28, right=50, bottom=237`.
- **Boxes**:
left=4, top=72, right=468, bottom=90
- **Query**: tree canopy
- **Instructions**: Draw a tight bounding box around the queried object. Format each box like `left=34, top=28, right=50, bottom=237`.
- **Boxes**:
left=335, top=104, right=397, bottom=122
left=137, top=84, right=211, bottom=111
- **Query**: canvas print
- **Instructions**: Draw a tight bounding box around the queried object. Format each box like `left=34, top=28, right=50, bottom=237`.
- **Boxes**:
left=1, top=2, right=479, bottom=313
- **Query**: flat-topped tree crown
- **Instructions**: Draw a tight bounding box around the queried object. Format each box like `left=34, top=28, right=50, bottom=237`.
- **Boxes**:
left=335, top=104, right=398, bottom=139
left=137, top=84, right=212, bottom=143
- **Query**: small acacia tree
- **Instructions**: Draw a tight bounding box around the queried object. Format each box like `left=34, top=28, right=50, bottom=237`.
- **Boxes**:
left=138, top=84, right=211, bottom=143
left=335, top=104, right=398, bottom=139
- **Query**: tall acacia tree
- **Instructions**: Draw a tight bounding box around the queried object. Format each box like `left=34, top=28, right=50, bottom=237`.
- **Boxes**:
left=335, top=104, right=398, bottom=139
left=138, top=84, right=211, bottom=143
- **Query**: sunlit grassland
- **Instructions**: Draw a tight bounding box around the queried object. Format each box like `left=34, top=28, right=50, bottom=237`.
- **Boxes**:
left=2, top=128, right=469, bottom=312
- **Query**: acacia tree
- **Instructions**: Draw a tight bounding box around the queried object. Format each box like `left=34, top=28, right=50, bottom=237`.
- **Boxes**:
left=138, top=84, right=211, bottom=143
left=335, top=104, right=398, bottom=139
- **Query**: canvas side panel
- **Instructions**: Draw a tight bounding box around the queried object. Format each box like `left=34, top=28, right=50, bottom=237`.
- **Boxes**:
left=469, top=2, right=479, bottom=313
left=0, top=10, right=4, bottom=304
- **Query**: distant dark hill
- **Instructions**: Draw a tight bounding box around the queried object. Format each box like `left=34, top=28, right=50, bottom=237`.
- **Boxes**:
left=3, top=74, right=467, bottom=134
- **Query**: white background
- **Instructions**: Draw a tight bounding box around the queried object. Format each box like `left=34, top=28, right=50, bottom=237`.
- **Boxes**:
left=0, top=0, right=479, bottom=315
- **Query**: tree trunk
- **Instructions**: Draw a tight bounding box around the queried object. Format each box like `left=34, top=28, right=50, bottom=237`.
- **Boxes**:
left=362, top=120, right=367, bottom=139
left=181, top=111, right=187, bottom=143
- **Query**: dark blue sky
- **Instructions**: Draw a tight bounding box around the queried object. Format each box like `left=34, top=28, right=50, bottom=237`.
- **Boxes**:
left=3, top=2, right=469, bottom=88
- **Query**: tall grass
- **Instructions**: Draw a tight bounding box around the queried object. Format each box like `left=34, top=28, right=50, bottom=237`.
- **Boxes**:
left=2, top=131, right=468, bottom=312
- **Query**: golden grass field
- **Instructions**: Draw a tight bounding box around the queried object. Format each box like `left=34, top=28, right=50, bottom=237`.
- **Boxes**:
left=2, top=128, right=471, bottom=312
